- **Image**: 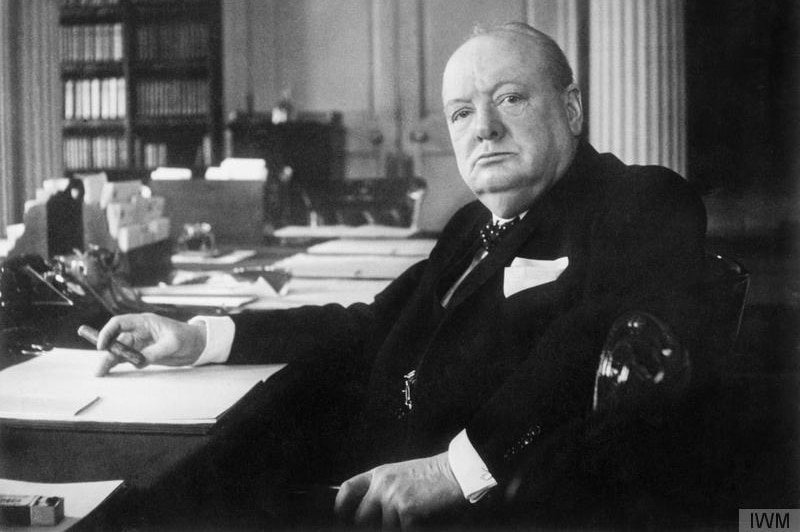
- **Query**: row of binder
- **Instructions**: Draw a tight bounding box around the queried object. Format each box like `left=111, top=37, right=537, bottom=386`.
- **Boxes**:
left=135, top=22, right=210, bottom=61
left=64, top=78, right=126, bottom=121
left=61, top=0, right=120, bottom=6
left=135, top=79, right=209, bottom=117
left=61, top=23, right=123, bottom=63
left=63, top=135, right=127, bottom=170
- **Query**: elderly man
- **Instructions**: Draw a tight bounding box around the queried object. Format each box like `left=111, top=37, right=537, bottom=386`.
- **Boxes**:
left=95, top=22, right=705, bottom=529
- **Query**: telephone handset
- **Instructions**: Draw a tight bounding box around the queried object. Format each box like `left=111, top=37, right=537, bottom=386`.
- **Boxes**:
left=0, top=253, right=114, bottom=355
left=0, top=249, right=185, bottom=358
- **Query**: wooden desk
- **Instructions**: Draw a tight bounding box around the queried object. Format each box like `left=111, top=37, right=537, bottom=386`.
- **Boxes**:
left=0, top=241, right=427, bottom=528
left=0, top=356, right=329, bottom=529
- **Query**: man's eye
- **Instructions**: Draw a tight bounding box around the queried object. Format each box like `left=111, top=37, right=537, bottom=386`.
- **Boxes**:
left=497, top=94, right=527, bottom=115
left=499, top=94, right=524, bottom=106
left=451, top=109, right=472, bottom=122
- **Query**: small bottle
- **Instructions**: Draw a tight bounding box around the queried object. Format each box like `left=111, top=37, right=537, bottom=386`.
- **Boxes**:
left=272, top=88, right=295, bottom=124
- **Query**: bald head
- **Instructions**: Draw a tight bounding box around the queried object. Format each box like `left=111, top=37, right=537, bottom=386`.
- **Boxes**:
left=469, top=22, right=574, bottom=91
left=441, top=22, right=583, bottom=218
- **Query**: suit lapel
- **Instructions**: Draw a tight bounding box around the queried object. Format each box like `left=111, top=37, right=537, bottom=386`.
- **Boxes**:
left=445, top=210, right=543, bottom=309
left=443, top=141, right=599, bottom=310
left=433, top=208, right=489, bottom=302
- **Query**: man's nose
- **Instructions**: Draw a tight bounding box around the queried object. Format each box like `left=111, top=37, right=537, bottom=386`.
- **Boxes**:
left=474, top=106, right=505, bottom=141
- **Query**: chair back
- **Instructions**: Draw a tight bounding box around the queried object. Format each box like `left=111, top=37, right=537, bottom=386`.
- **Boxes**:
left=592, top=253, right=750, bottom=413
left=697, top=252, right=750, bottom=363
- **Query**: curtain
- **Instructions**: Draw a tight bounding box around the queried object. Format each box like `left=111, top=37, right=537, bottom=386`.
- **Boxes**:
left=0, top=0, right=61, bottom=236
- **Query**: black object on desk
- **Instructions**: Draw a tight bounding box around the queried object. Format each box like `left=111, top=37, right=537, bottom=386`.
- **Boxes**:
left=0, top=254, right=112, bottom=351
left=228, top=114, right=345, bottom=227
left=46, top=178, right=84, bottom=257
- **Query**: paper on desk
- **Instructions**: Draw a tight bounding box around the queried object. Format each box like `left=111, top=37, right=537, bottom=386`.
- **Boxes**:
left=273, top=225, right=418, bottom=240
left=0, top=478, right=124, bottom=532
left=306, top=238, right=436, bottom=257
left=171, top=249, right=257, bottom=265
left=272, top=253, right=421, bottom=279
left=139, top=294, right=257, bottom=308
left=245, top=278, right=392, bottom=310
left=138, top=275, right=277, bottom=308
left=0, top=392, right=99, bottom=419
left=0, top=349, right=284, bottom=431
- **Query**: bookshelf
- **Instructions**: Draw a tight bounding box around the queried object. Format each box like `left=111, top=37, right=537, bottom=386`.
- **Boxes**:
left=60, top=0, right=223, bottom=180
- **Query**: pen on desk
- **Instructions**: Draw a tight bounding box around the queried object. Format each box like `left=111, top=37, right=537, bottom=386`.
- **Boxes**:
left=77, top=325, right=148, bottom=369
left=287, top=484, right=341, bottom=495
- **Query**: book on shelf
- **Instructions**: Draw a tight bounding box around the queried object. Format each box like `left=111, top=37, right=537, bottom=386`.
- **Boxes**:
left=59, top=0, right=222, bottom=175
left=136, top=79, right=210, bottom=118
left=64, top=77, right=125, bottom=121
left=61, top=0, right=121, bottom=8
left=136, top=22, right=210, bottom=62
left=63, top=135, right=127, bottom=170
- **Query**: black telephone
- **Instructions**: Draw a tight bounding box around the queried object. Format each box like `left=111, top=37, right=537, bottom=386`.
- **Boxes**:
left=0, top=254, right=114, bottom=356
left=0, top=249, right=187, bottom=359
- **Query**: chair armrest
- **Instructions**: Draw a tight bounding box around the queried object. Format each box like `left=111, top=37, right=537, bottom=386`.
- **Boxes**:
left=593, top=311, right=690, bottom=415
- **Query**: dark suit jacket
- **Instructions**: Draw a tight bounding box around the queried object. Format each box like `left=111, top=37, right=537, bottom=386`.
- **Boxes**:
left=227, top=141, right=706, bottom=485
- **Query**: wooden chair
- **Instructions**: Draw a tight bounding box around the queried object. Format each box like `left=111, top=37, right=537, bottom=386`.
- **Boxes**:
left=501, top=253, right=750, bottom=528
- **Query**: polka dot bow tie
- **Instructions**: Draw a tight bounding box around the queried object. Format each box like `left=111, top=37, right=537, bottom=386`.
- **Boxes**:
left=479, top=217, right=520, bottom=252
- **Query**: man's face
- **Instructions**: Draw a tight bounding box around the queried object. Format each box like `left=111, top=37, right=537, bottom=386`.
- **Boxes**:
left=442, top=33, right=583, bottom=218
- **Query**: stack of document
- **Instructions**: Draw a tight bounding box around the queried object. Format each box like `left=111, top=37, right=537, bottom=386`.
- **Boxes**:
left=272, top=253, right=422, bottom=280
left=150, top=167, right=192, bottom=180
left=306, top=238, right=436, bottom=257
left=0, top=349, right=284, bottom=434
left=171, top=249, right=257, bottom=266
left=205, top=158, right=267, bottom=181
left=273, top=225, right=419, bottom=240
left=245, top=278, right=392, bottom=309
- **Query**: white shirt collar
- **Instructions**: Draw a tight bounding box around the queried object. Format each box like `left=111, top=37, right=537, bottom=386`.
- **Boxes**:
left=492, top=210, right=528, bottom=225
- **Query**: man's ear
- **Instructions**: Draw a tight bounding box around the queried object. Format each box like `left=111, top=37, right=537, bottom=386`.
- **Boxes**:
left=562, top=83, right=583, bottom=136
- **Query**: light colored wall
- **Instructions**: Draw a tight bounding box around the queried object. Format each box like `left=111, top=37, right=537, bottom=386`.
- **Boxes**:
left=221, top=0, right=579, bottom=231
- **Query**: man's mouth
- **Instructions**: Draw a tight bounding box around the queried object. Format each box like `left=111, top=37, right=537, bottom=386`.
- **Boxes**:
left=474, top=152, right=514, bottom=165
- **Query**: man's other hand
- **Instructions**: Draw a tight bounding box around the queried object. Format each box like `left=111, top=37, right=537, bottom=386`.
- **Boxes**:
left=334, top=451, right=467, bottom=529
left=94, top=313, right=206, bottom=376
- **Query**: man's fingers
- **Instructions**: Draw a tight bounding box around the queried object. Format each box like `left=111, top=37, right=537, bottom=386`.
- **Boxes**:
left=115, top=331, right=135, bottom=348
left=94, top=317, right=150, bottom=376
left=334, top=471, right=371, bottom=523
left=382, top=506, right=401, bottom=530
left=354, top=493, right=382, bottom=528
left=94, top=351, right=120, bottom=377
left=96, top=315, right=137, bottom=350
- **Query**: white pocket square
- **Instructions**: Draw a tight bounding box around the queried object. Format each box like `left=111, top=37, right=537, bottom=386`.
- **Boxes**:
left=503, top=256, right=569, bottom=298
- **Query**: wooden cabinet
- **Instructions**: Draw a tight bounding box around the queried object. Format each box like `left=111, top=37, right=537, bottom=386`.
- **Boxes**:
left=227, top=114, right=346, bottom=227
left=60, top=0, right=223, bottom=180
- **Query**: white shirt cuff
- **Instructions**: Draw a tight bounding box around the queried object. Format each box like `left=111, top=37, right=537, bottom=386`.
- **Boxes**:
left=188, top=316, right=235, bottom=365
left=448, top=429, right=498, bottom=503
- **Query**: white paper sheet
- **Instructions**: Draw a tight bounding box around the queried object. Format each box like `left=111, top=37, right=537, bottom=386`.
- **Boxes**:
left=272, top=253, right=421, bottom=279
left=306, top=238, right=436, bottom=257
left=139, top=294, right=256, bottom=308
left=273, top=225, right=418, bottom=240
left=0, top=349, right=284, bottom=430
left=171, top=249, right=257, bottom=265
